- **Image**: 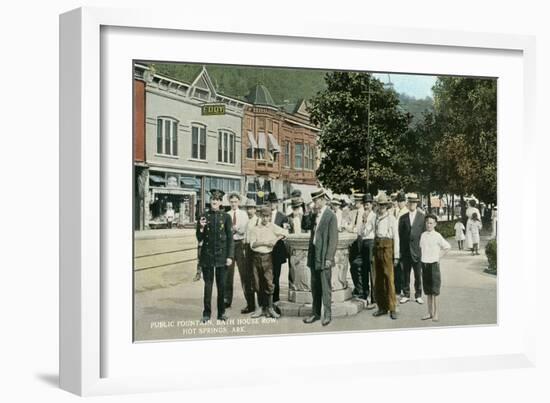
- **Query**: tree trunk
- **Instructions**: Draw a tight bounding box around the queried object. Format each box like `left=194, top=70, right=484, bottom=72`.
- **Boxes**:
left=451, top=195, right=455, bottom=221
left=427, top=193, right=432, bottom=214
left=460, top=195, right=466, bottom=226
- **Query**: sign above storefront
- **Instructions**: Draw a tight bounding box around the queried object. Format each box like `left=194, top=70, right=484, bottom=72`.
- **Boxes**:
left=201, top=103, right=226, bottom=116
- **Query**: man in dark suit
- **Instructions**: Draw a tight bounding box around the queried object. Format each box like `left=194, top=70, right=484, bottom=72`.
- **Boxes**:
left=398, top=193, right=426, bottom=304
left=196, top=189, right=234, bottom=322
left=302, top=189, right=339, bottom=326
left=267, top=192, right=289, bottom=303
left=345, top=193, right=364, bottom=297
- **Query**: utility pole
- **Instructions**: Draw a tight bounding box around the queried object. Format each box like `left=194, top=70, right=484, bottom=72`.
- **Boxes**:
left=366, top=75, right=371, bottom=193
left=365, top=73, right=392, bottom=193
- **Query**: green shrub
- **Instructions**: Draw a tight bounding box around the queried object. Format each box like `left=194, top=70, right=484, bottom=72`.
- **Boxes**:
left=435, top=220, right=457, bottom=239
left=485, top=239, right=497, bottom=272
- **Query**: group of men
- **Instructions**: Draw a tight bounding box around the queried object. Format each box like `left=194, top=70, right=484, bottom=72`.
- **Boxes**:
left=196, top=190, right=290, bottom=323
left=335, top=191, right=427, bottom=319
left=196, top=187, right=428, bottom=325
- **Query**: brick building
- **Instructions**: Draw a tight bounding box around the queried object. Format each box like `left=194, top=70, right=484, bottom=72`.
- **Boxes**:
left=242, top=85, right=320, bottom=206
left=134, top=64, right=248, bottom=229
left=134, top=77, right=147, bottom=230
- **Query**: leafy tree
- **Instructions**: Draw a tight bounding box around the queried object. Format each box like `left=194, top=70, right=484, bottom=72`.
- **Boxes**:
left=397, top=93, right=434, bottom=126
left=430, top=77, right=497, bottom=204
left=308, top=72, right=410, bottom=194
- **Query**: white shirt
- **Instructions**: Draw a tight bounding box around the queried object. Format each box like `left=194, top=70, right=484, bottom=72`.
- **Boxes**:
left=244, top=215, right=260, bottom=244
left=291, top=215, right=302, bottom=234
left=249, top=223, right=287, bottom=254
left=165, top=208, right=175, bottom=221
left=466, top=207, right=481, bottom=220
left=374, top=212, right=400, bottom=259
left=271, top=209, right=277, bottom=224
left=229, top=208, right=249, bottom=241
left=344, top=206, right=363, bottom=233
left=409, top=209, right=417, bottom=226
left=313, top=206, right=328, bottom=244
left=357, top=210, right=376, bottom=239
left=420, top=230, right=451, bottom=263
left=335, top=209, right=343, bottom=229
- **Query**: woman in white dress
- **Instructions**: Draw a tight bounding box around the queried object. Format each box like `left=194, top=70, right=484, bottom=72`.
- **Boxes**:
left=464, top=200, right=481, bottom=251
left=466, top=212, right=483, bottom=255
left=454, top=220, right=466, bottom=250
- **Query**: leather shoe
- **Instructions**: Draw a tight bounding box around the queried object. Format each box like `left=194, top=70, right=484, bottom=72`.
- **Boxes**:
left=224, top=302, right=231, bottom=308
left=322, top=317, right=331, bottom=326
left=390, top=311, right=398, bottom=319
left=217, top=314, right=228, bottom=321
left=303, top=315, right=320, bottom=324
left=373, top=310, right=388, bottom=317
left=241, top=306, right=254, bottom=314
left=200, top=315, right=210, bottom=323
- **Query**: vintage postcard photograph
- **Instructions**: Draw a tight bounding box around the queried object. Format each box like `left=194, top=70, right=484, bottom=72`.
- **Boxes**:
left=133, top=61, right=497, bottom=342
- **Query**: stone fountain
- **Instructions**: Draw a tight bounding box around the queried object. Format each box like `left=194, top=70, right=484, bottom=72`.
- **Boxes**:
left=276, top=231, right=366, bottom=317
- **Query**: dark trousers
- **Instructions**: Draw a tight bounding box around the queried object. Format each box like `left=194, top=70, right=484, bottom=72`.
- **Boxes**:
left=202, top=266, right=227, bottom=318
left=225, top=239, right=246, bottom=306
left=253, top=252, right=274, bottom=305
left=374, top=239, right=397, bottom=312
left=272, top=261, right=282, bottom=302
left=310, top=261, right=332, bottom=319
left=393, top=259, right=403, bottom=295
left=360, top=239, right=374, bottom=300
left=401, top=255, right=422, bottom=299
left=349, top=237, right=363, bottom=295
left=245, top=244, right=260, bottom=308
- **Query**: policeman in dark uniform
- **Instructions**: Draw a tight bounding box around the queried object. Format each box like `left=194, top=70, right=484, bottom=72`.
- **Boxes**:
left=196, top=189, right=234, bottom=323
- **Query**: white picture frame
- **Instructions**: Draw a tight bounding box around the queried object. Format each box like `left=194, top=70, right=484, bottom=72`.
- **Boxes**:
left=60, top=6, right=537, bottom=396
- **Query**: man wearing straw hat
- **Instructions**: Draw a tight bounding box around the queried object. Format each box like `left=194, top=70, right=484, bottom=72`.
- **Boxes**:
left=372, top=192, right=400, bottom=319
left=302, top=189, right=339, bottom=326
left=244, top=198, right=261, bottom=314
left=224, top=192, right=250, bottom=310
left=267, top=192, right=289, bottom=304
left=356, top=193, right=376, bottom=308
left=398, top=192, right=426, bottom=304
left=287, top=197, right=306, bottom=234
left=345, top=192, right=365, bottom=297
left=330, top=197, right=345, bottom=231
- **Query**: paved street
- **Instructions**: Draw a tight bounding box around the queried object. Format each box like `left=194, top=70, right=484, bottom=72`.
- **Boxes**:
left=134, top=232, right=496, bottom=342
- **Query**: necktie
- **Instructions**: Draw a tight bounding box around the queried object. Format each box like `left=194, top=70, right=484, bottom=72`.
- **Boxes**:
left=233, top=211, right=236, bottom=226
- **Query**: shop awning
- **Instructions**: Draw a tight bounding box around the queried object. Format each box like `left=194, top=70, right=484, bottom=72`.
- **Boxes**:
left=180, top=177, right=201, bottom=188
left=257, top=132, right=267, bottom=149
left=149, top=175, right=166, bottom=183
left=267, top=133, right=281, bottom=153
left=247, top=131, right=258, bottom=149
left=152, top=188, right=194, bottom=196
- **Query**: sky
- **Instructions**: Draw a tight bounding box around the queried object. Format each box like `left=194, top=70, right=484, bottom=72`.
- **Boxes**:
left=374, top=73, right=437, bottom=99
